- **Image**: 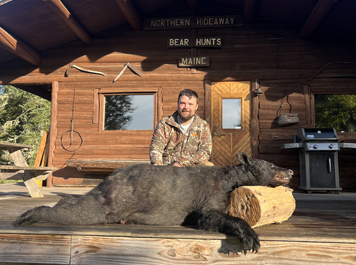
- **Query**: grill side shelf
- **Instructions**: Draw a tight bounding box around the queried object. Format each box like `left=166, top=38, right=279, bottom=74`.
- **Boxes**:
left=282, top=143, right=302, bottom=149
left=340, top=143, right=356, bottom=149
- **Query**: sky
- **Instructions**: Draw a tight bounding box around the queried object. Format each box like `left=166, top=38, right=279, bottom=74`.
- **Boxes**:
left=222, top=98, right=241, bottom=129
left=125, top=95, right=154, bottom=130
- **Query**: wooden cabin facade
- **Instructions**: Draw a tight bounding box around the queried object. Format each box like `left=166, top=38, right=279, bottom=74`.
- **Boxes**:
left=0, top=0, right=355, bottom=190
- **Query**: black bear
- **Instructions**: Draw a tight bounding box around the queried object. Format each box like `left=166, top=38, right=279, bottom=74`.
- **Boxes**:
left=14, top=152, right=292, bottom=253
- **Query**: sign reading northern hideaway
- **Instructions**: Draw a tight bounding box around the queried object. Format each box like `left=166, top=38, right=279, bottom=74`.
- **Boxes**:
left=178, top=57, right=210, bottom=67
left=144, top=16, right=242, bottom=30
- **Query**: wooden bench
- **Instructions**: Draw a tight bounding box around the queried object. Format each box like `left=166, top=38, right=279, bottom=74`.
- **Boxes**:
left=0, top=166, right=58, bottom=180
left=0, top=141, right=57, bottom=198
left=66, top=159, right=150, bottom=172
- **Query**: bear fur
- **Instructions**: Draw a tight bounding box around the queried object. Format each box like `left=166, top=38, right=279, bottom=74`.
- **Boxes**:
left=14, top=152, right=293, bottom=253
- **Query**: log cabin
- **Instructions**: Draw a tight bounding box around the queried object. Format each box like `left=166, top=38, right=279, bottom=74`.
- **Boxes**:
left=0, top=0, right=355, bottom=191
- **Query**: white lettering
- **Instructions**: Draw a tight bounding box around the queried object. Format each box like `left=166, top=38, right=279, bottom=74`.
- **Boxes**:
left=150, top=16, right=237, bottom=28
left=180, top=39, right=186, bottom=45
left=194, top=38, right=221, bottom=47
left=180, top=57, right=208, bottom=65
left=169, top=38, right=190, bottom=47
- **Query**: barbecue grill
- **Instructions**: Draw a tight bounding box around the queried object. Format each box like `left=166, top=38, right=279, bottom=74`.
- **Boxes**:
left=283, top=128, right=356, bottom=194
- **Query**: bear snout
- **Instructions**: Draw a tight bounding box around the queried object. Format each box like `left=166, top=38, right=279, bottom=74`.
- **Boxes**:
left=287, top=169, right=293, bottom=177
left=274, top=169, right=292, bottom=185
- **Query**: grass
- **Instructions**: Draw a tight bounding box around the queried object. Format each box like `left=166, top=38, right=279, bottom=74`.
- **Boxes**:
left=0, top=180, right=23, bottom=184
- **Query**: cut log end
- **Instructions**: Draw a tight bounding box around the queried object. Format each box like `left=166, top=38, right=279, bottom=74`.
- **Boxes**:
left=229, top=186, right=296, bottom=228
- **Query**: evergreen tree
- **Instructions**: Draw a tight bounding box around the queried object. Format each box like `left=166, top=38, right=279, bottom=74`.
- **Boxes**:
left=104, top=95, right=135, bottom=130
left=0, top=85, right=51, bottom=165
left=315, top=94, right=356, bottom=132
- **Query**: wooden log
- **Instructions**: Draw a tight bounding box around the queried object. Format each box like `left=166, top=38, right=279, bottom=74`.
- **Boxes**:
left=229, top=186, right=295, bottom=228
left=66, top=159, right=150, bottom=172
left=44, top=0, right=92, bottom=44
left=115, top=0, right=142, bottom=31
left=0, top=27, right=42, bottom=65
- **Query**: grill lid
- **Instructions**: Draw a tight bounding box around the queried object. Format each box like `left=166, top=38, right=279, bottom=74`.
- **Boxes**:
left=297, top=128, right=339, bottom=142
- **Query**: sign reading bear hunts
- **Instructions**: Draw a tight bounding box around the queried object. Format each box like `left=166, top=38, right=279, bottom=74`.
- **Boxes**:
left=168, top=37, right=222, bottom=48
left=178, top=57, right=210, bottom=67
left=144, top=15, right=242, bottom=30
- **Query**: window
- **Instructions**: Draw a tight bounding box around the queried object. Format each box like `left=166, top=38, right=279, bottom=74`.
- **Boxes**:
left=315, top=94, right=356, bottom=132
left=222, top=98, right=242, bottom=129
left=103, top=94, right=154, bottom=130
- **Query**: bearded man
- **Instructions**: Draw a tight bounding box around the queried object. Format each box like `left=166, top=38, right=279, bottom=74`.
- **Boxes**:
left=149, top=89, right=213, bottom=167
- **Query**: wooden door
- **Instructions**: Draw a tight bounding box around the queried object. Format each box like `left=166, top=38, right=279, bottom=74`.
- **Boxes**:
left=211, top=81, right=252, bottom=166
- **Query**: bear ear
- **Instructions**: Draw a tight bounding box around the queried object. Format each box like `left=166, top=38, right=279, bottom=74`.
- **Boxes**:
left=236, top=152, right=251, bottom=165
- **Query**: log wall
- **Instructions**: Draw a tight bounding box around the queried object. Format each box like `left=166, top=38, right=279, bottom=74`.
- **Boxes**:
left=0, top=23, right=355, bottom=189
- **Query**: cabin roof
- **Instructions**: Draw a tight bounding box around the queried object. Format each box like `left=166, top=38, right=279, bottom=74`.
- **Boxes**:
left=0, top=0, right=356, bottom=66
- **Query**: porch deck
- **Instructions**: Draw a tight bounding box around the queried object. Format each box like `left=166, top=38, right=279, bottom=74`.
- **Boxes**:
left=0, top=183, right=355, bottom=265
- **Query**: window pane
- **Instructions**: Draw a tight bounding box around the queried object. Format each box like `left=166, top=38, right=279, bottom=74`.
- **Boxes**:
left=104, top=94, right=154, bottom=130
left=315, top=94, right=356, bottom=132
left=222, top=98, right=241, bottom=129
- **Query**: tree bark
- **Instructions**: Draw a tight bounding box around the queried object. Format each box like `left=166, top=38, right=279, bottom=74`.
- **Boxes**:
left=229, top=186, right=295, bottom=228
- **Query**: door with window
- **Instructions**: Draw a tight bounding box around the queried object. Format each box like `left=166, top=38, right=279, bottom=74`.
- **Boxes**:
left=210, top=81, right=252, bottom=166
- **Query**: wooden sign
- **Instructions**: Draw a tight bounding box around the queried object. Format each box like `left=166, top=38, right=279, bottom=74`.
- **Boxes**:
left=168, top=37, right=222, bottom=48
left=144, top=15, right=242, bottom=30
left=178, top=57, right=210, bottom=67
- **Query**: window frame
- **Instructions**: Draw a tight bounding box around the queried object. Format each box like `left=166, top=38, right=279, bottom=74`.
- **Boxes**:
left=98, top=89, right=159, bottom=132
left=309, top=84, right=356, bottom=135
left=221, top=97, right=242, bottom=130
left=219, top=95, right=243, bottom=130
left=313, top=92, right=356, bottom=133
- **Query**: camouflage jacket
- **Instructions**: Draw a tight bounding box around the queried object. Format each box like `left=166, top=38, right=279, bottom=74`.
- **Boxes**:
left=149, top=111, right=212, bottom=167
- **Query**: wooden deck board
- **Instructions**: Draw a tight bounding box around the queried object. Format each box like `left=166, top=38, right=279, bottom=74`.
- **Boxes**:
left=0, top=183, right=356, bottom=264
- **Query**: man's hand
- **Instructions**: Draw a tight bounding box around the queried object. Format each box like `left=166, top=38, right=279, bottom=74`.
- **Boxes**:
left=172, top=162, right=182, bottom=167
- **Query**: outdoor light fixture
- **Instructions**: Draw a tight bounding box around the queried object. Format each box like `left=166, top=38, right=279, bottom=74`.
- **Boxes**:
left=255, top=87, right=263, bottom=94
left=254, top=80, right=263, bottom=94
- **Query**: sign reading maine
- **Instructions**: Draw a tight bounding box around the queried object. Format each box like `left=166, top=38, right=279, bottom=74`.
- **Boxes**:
left=178, top=57, right=210, bottom=68
left=168, top=37, right=222, bottom=48
left=144, top=15, right=242, bottom=30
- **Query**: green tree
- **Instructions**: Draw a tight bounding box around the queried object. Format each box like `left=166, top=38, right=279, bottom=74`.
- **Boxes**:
left=104, top=95, right=135, bottom=130
left=0, top=85, right=51, bottom=165
left=315, top=94, right=356, bottom=132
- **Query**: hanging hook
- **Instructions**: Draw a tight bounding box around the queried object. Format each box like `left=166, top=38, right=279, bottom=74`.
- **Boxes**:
left=213, top=123, right=226, bottom=139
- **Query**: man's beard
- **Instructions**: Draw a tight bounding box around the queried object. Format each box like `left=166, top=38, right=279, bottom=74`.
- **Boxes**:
left=178, top=109, right=194, bottom=122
